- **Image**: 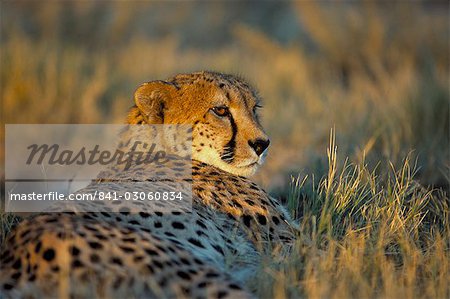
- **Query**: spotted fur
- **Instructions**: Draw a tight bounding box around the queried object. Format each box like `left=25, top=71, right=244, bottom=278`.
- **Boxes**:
left=0, top=71, right=296, bottom=298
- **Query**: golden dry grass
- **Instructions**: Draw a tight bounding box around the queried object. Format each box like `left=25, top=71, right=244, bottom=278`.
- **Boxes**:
left=250, top=132, right=449, bottom=298
left=1, top=2, right=449, bottom=298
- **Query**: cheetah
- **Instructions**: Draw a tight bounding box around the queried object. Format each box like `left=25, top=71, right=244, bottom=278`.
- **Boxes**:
left=0, top=71, right=297, bottom=298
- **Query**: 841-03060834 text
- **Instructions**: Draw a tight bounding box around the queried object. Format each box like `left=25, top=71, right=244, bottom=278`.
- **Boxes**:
left=8, top=191, right=185, bottom=201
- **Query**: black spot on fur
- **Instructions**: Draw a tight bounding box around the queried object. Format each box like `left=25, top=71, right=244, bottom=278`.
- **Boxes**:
left=232, top=200, right=243, bottom=209
left=153, top=260, right=163, bottom=269
left=122, top=237, right=135, bottom=243
left=43, top=249, right=55, bottom=262
left=198, top=281, right=211, bottom=288
left=242, top=215, right=252, bottom=227
left=82, top=214, right=95, bottom=221
left=11, top=272, right=21, bottom=280
left=188, top=268, right=198, bottom=275
left=3, top=283, right=14, bottom=290
left=144, top=248, right=159, bottom=256
left=196, top=230, right=206, bottom=237
left=188, top=238, right=205, bottom=248
left=179, top=257, right=191, bottom=266
left=88, top=241, right=103, bottom=249
left=217, top=290, right=228, bottom=299
left=181, top=287, right=191, bottom=295
left=12, top=258, right=22, bottom=270
left=111, top=257, right=123, bottom=266
left=177, top=270, right=191, bottom=280
left=19, top=229, right=31, bottom=238
left=119, top=246, right=135, bottom=253
left=139, top=212, right=150, bottom=218
left=212, top=245, right=225, bottom=256
left=257, top=213, right=267, bottom=225
left=193, top=258, right=204, bottom=265
left=272, top=216, right=280, bottom=225
left=205, top=272, right=220, bottom=278
left=69, top=246, right=80, bottom=256
left=34, top=241, right=42, bottom=254
left=229, top=283, right=242, bottom=290
left=159, top=277, right=168, bottom=287
left=84, top=225, right=99, bottom=232
left=134, top=256, right=144, bottom=262
left=245, top=199, right=255, bottom=206
left=172, top=222, right=185, bottom=229
left=72, top=260, right=83, bottom=268
left=146, top=264, right=154, bottom=274
left=51, top=231, right=64, bottom=239
left=196, top=220, right=207, bottom=229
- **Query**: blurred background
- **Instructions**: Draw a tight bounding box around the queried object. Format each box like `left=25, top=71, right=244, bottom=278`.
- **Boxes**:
left=1, top=1, right=449, bottom=194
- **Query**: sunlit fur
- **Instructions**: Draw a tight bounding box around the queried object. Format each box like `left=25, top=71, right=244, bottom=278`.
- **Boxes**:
left=127, top=71, right=269, bottom=177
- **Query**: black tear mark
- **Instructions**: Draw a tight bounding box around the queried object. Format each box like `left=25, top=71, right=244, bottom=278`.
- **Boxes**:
left=221, top=113, right=237, bottom=163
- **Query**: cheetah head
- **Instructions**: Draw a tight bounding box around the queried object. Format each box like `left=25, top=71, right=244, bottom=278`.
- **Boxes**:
left=127, top=71, right=270, bottom=177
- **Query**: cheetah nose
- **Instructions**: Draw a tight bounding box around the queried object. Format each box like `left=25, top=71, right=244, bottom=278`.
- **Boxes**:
left=248, top=138, right=270, bottom=156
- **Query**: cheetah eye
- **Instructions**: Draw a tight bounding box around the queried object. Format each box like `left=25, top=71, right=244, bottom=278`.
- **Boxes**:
left=211, top=106, right=229, bottom=117
left=253, top=104, right=262, bottom=113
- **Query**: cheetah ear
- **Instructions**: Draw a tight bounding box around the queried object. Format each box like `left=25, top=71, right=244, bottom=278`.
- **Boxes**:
left=133, top=81, right=177, bottom=124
